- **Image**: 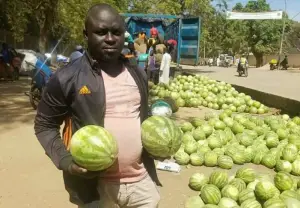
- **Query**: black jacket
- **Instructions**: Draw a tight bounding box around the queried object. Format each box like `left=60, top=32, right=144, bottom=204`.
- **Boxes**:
left=34, top=53, right=160, bottom=206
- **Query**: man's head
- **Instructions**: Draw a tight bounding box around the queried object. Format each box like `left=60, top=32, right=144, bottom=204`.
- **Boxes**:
left=83, top=3, right=125, bottom=62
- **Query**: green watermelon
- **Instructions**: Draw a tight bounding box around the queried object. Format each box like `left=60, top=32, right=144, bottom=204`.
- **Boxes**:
left=217, top=155, right=234, bottom=169
left=274, top=172, right=294, bottom=192
left=70, top=125, right=118, bottom=171
left=229, top=178, right=247, bottom=192
left=239, top=188, right=256, bottom=205
left=263, top=198, right=285, bottom=208
left=241, top=199, right=262, bottom=208
left=209, top=170, right=229, bottom=189
left=236, top=167, right=256, bottom=184
left=200, top=184, right=222, bottom=205
left=141, top=116, right=182, bottom=158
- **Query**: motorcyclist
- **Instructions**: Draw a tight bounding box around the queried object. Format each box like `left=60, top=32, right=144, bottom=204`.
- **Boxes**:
left=280, top=55, right=288, bottom=70
left=237, top=55, right=248, bottom=72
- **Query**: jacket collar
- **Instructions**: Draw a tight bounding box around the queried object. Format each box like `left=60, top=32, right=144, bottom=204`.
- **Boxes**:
left=84, top=50, right=129, bottom=73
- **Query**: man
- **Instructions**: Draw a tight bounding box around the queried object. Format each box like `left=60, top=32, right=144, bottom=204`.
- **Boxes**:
left=280, top=55, right=288, bottom=70
left=35, top=48, right=47, bottom=62
left=237, top=55, right=248, bottom=72
left=69, top=45, right=84, bottom=62
left=34, top=3, right=161, bottom=208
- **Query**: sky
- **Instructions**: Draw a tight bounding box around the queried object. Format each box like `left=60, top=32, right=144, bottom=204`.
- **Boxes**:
left=213, top=0, right=300, bottom=21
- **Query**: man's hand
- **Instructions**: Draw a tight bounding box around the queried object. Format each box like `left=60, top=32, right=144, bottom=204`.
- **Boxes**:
left=68, top=163, right=101, bottom=179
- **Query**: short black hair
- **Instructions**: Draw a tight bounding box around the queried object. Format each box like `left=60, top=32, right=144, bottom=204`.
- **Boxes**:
left=84, top=3, right=122, bottom=30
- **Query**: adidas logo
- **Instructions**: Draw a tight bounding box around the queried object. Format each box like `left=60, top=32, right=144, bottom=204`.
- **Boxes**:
left=79, top=85, right=91, bottom=94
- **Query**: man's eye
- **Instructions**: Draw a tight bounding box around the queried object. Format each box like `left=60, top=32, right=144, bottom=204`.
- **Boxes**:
left=95, top=30, right=107, bottom=36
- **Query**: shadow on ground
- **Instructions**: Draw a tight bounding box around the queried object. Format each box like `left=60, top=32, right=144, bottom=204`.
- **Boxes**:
left=0, top=77, right=36, bottom=131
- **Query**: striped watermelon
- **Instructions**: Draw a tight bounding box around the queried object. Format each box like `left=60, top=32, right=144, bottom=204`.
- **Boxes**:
left=274, top=172, right=294, bottom=192
left=221, top=185, right=239, bottom=201
left=241, top=199, right=262, bottom=208
left=209, top=170, right=229, bottom=189
left=200, top=184, right=222, bottom=205
left=218, top=155, right=234, bottom=169
left=204, top=151, right=219, bottom=167
left=263, top=198, right=285, bottom=208
left=236, top=167, right=256, bottom=184
left=141, top=116, right=182, bottom=158
left=239, top=188, right=256, bottom=205
left=70, top=125, right=118, bottom=171
left=280, top=190, right=300, bottom=201
left=229, top=178, right=247, bottom=192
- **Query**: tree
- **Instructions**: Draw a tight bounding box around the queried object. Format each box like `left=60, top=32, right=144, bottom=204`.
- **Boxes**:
left=6, top=0, right=60, bottom=53
left=287, top=21, right=300, bottom=51
left=233, top=0, right=290, bottom=67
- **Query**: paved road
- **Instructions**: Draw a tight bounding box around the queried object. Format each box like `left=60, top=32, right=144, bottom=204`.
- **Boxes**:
left=181, top=65, right=300, bottom=101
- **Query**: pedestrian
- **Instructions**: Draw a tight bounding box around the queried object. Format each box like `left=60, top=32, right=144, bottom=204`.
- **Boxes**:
left=159, top=47, right=171, bottom=84
left=34, top=3, right=161, bottom=208
left=69, top=45, right=84, bottom=62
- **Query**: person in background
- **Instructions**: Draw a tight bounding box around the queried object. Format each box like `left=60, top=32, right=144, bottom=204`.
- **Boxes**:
left=150, top=25, right=158, bottom=39
left=69, top=45, right=84, bottom=63
left=159, top=47, right=171, bottom=84
left=238, top=54, right=248, bottom=72
left=36, top=48, right=47, bottom=62
left=125, top=31, right=134, bottom=45
left=280, top=55, right=288, bottom=70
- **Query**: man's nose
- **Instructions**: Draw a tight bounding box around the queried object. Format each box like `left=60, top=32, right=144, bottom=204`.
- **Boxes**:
left=105, top=32, right=116, bottom=43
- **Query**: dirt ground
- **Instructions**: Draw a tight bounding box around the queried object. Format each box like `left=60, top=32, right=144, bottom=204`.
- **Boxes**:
left=0, top=78, right=276, bottom=208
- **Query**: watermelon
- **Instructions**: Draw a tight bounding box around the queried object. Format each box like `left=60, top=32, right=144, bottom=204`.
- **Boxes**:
left=200, top=184, right=222, bottom=205
left=209, top=170, right=229, bottom=189
left=239, top=188, right=256, bottom=205
left=204, top=151, right=218, bottom=167
left=189, top=173, right=209, bottom=191
left=263, top=198, right=285, bottom=208
left=141, top=116, right=182, bottom=158
left=70, top=125, right=118, bottom=171
left=221, top=185, right=239, bottom=201
left=236, top=167, right=256, bottom=184
left=255, top=181, right=280, bottom=202
left=218, top=155, right=234, bottom=169
left=229, top=178, right=247, bottom=192
left=241, top=199, right=262, bottom=208
left=274, top=172, right=294, bottom=192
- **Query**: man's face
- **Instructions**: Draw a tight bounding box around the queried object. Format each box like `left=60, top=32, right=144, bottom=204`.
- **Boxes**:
left=85, top=9, right=125, bottom=62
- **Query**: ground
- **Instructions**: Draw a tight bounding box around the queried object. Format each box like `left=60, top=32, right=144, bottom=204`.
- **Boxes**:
left=0, top=66, right=298, bottom=207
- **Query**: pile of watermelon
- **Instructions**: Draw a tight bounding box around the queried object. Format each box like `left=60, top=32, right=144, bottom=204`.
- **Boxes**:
left=173, top=110, right=300, bottom=177
left=186, top=168, right=300, bottom=207
left=149, top=75, right=270, bottom=114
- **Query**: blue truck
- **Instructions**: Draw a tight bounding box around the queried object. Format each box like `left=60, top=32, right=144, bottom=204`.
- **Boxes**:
left=122, top=13, right=201, bottom=66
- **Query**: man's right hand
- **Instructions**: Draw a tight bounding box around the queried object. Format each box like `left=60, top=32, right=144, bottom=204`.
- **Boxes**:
left=68, top=163, right=101, bottom=179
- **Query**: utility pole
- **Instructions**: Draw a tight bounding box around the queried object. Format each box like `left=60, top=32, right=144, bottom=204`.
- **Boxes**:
left=278, top=0, right=287, bottom=69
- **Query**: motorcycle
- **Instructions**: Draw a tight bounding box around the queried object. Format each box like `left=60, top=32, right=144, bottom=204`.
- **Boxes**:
left=26, top=60, right=53, bottom=109
left=238, top=63, right=248, bottom=77
left=269, top=59, right=278, bottom=70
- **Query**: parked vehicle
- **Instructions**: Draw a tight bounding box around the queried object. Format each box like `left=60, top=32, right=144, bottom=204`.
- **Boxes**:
left=25, top=59, right=53, bottom=109
left=123, top=14, right=201, bottom=66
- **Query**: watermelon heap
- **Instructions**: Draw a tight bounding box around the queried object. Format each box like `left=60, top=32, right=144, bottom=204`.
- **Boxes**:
left=186, top=167, right=300, bottom=207
left=148, top=75, right=270, bottom=114
left=141, top=116, right=182, bottom=158
left=70, top=125, right=118, bottom=171
left=173, top=111, right=300, bottom=177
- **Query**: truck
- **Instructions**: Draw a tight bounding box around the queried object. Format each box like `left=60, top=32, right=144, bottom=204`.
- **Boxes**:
left=121, top=13, right=201, bottom=66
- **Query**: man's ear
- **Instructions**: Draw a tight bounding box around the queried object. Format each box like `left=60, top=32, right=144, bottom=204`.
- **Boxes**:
left=83, top=29, right=88, bottom=40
